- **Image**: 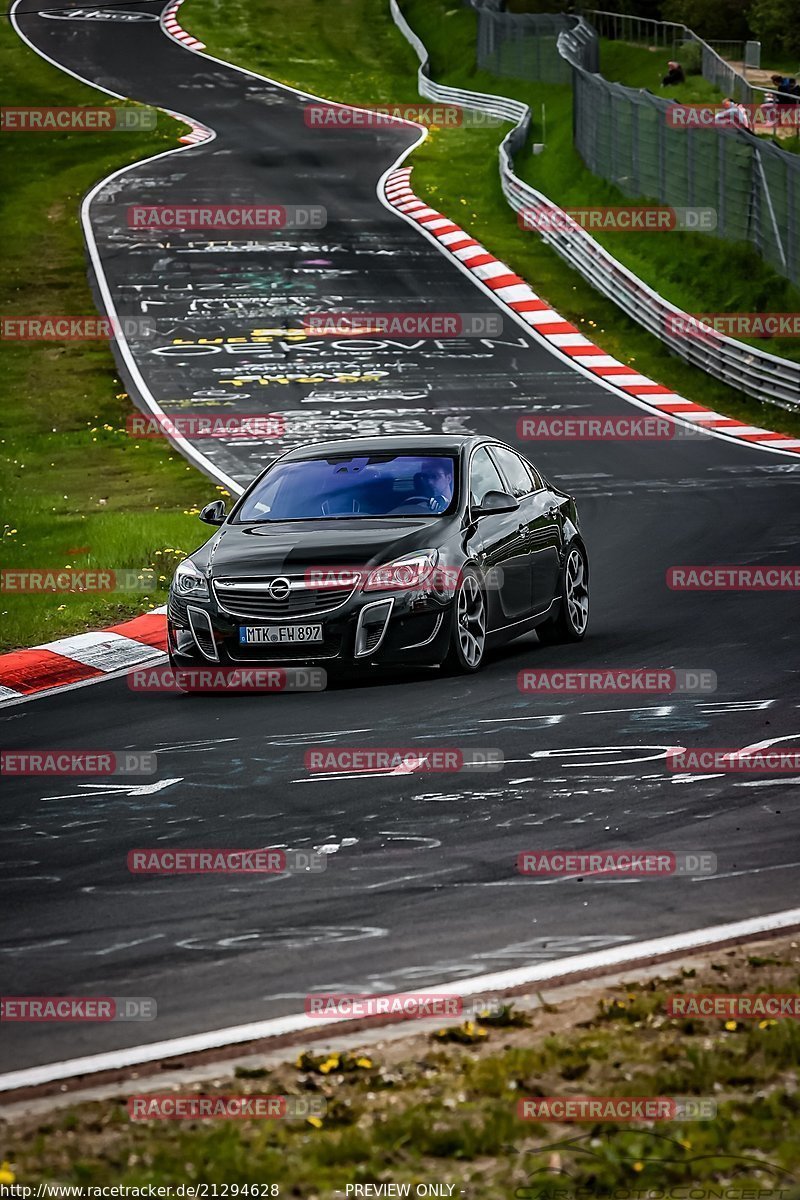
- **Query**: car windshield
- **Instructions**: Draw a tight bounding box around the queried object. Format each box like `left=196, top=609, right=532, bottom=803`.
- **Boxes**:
left=234, top=454, right=459, bottom=522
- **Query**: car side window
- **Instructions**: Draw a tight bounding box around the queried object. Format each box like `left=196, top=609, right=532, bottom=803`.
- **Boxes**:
left=469, top=447, right=505, bottom=509
left=490, top=446, right=535, bottom=499
left=524, top=461, right=544, bottom=491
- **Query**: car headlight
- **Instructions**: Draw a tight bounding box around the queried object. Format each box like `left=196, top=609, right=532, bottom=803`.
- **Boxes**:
left=363, top=550, right=439, bottom=592
left=172, top=559, right=209, bottom=598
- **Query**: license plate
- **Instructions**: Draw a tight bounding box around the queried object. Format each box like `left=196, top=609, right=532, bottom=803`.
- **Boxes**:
left=239, top=624, right=323, bottom=645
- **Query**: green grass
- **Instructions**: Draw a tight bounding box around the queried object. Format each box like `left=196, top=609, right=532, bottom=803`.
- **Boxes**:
left=0, top=27, right=223, bottom=651
left=599, top=38, right=726, bottom=103
left=3, top=940, right=800, bottom=1190
left=186, top=0, right=800, bottom=439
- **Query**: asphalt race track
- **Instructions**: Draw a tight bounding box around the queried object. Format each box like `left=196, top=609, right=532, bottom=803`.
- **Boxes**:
left=2, top=0, right=800, bottom=1075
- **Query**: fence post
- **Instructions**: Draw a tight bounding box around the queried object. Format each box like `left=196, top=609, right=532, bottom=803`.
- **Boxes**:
left=755, top=146, right=788, bottom=271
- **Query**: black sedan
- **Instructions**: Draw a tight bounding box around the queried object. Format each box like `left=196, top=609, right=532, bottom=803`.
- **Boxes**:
left=167, top=435, right=589, bottom=675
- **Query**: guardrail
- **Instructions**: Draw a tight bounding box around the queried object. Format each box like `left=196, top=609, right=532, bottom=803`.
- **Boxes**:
left=475, top=8, right=598, bottom=82
left=389, top=0, right=800, bottom=411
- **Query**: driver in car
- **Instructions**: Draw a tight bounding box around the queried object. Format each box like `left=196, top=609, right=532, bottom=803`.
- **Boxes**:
left=418, top=459, right=454, bottom=513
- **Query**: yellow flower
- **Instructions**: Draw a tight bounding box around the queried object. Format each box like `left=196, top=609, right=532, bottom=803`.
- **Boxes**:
left=758, top=1019, right=777, bottom=1029
left=632, top=1162, right=644, bottom=1173
left=307, top=1116, right=324, bottom=1128
left=318, top=1056, right=339, bottom=1074
left=724, top=1020, right=738, bottom=1031
left=0, top=1163, right=15, bottom=1185
left=355, top=1057, right=373, bottom=1068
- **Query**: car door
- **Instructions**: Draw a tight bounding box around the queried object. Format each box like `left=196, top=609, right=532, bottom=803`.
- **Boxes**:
left=465, top=445, right=533, bottom=627
left=489, top=447, right=562, bottom=615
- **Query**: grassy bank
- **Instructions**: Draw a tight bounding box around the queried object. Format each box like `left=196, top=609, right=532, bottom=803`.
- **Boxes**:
left=3, top=938, right=799, bottom=1191
left=599, top=38, right=800, bottom=155
left=599, top=38, right=725, bottom=102
left=0, top=28, right=213, bottom=651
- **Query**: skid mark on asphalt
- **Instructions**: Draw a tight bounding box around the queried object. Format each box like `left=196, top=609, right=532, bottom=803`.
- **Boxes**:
left=175, top=925, right=387, bottom=952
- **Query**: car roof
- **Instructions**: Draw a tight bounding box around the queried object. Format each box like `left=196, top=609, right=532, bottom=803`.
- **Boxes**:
left=280, top=434, right=490, bottom=460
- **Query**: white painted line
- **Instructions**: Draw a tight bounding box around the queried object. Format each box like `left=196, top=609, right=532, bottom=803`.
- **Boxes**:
left=672, top=410, right=730, bottom=424
left=2, top=907, right=798, bottom=1093
left=549, top=333, right=594, bottom=347
left=608, top=373, right=660, bottom=387
left=519, top=309, right=561, bottom=325
left=439, top=230, right=472, bottom=246
left=453, top=245, right=488, bottom=262
left=711, top=425, right=765, bottom=436
left=576, top=355, right=623, bottom=368
left=473, top=261, right=513, bottom=280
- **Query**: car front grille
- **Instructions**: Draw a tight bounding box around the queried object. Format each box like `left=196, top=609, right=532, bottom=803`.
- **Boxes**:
left=212, top=576, right=358, bottom=621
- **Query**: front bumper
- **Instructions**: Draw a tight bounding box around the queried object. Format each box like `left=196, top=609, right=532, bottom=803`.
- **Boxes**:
left=167, top=584, right=452, bottom=669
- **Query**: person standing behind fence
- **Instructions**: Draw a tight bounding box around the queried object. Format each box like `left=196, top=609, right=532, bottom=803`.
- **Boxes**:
left=770, top=74, right=800, bottom=103
left=662, top=60, right=685, bottom=87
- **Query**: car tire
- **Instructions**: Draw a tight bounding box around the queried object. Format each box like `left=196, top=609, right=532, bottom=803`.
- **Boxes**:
left=443, top=567, right=487, bottom=673
left=536, top=543, right=589, bottom=644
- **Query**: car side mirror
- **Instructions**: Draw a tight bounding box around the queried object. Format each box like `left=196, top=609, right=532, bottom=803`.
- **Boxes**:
left=199, top=500, right=227, bottom=526
left=473, top=490, right=519, bottom=517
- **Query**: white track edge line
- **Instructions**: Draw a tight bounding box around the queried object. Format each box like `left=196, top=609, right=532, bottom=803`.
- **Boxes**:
left=9, top=0, right=241, bottom=496
left=2, top=906, right=799, bottom=1093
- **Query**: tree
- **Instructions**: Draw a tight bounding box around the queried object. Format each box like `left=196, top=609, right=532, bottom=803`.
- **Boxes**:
left=660, top=0, right=751, bottom=42
left=748, top=0, right=800, bottom=61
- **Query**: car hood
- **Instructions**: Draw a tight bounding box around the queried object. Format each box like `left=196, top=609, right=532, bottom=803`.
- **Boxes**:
left=198, top=517, right=456, bottom=578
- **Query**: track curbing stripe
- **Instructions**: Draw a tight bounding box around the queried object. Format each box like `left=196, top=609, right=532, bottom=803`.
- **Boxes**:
left=382, top=167, right=800, bottom=458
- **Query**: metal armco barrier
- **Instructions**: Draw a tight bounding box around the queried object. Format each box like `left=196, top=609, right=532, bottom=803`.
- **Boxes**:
left=389, top=0, right=800, bottom=411
left=476, top=9, right=598, bottom=82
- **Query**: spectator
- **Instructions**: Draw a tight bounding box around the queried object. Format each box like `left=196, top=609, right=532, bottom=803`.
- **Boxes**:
left=662, top=60, right=685, bottom=86
left=770, top=73, right=800, bottom=102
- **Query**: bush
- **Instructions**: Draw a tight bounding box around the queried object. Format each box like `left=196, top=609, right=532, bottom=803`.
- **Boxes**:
left=680, top=39, right=703, bottom=75
left=748, top=0, right=800, bottom=61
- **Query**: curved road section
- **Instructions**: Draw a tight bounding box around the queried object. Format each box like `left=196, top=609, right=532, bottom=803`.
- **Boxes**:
left=3, top=0, right=800, bottom=1075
